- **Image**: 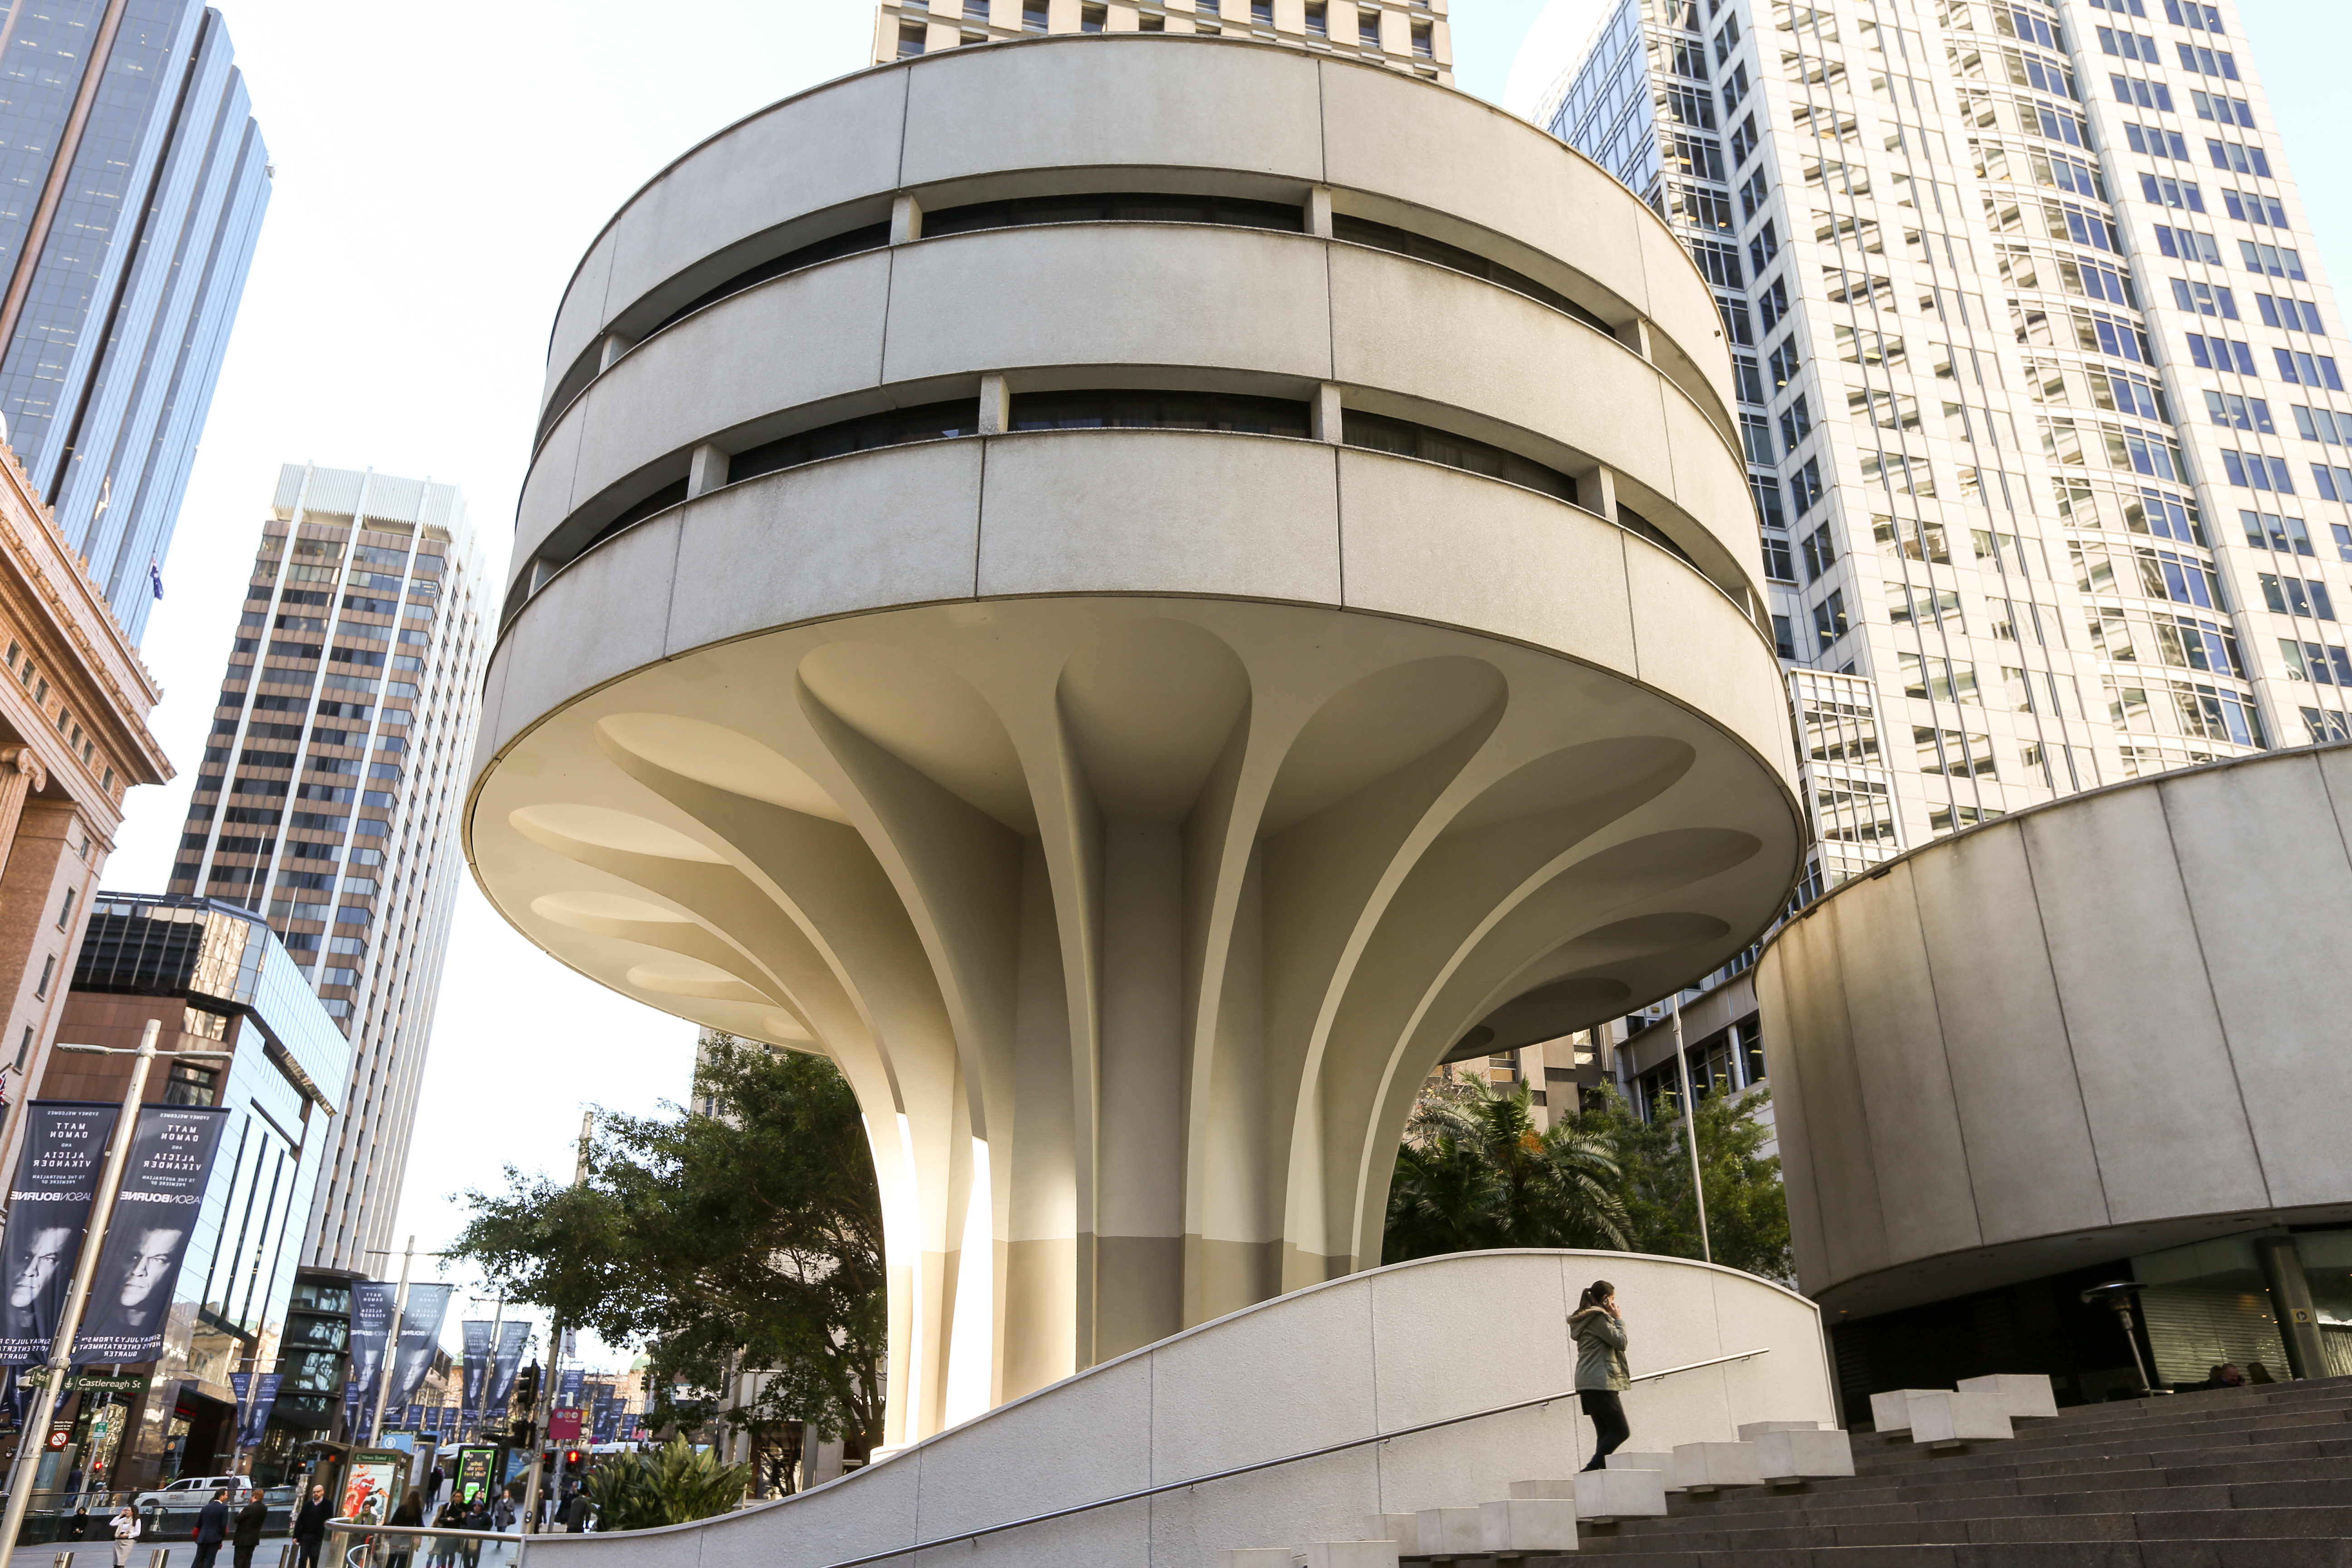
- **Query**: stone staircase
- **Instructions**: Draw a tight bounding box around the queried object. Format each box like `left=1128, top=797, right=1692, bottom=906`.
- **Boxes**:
left=1223, top=1374, right=2352, bottom=1566
left=1532, top=1375, right=2352, bottom=1567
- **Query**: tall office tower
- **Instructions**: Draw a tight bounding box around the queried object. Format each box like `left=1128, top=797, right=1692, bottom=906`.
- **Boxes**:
left=0, top=2, right=270, bottom=643
left=870, top=0, right=1449, bottom=84
left=1524, top=0, right=2349, bottom=897
left=167, top=464, right=488, bottom=1271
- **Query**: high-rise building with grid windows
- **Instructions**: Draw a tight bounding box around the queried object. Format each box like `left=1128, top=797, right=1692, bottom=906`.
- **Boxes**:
left=167, top=464, right=488, bottom=1272
left=869, top=0, right=1449, bottom=84
left=1519, top=0, right=2350, bottom=897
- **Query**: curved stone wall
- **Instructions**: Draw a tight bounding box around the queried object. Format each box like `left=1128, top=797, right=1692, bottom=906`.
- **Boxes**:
left=1758, top=743, right=2352, bottom=1321
left=513, top=35, right=1750, bottom=608
left=470, top=36, right=1803, bottom=1447
left=514, top=1249, right=1835, bottom=1568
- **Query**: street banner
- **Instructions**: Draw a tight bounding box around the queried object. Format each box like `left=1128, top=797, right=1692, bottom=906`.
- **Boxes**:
left=0, top=1104, right=120, bottom=1364
left=485, top=1320, right=529, bottom=1416
left=460, top=1320, right=492, bottom=1428
left=72, top=1106, right=229, bottom=1365
left=592, top=1397, right=617, bottom=1444
left=344, top=1281, right=396, bottom=1439
left=234, top=1372, right=281, bottom=1448
left=387, top=1283, right=455, bottom=1408
left=556, top=1367, right=583, bottom=1407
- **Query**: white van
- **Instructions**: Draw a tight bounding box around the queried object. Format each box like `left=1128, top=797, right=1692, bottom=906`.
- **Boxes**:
left=132, top=1475, right=251, bottom=1511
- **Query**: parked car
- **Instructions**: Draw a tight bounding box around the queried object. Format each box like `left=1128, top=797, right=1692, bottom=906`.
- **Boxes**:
left=132, top=1476, right=252, bottom=1512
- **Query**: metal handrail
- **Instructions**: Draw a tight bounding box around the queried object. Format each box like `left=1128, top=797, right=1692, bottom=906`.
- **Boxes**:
left=319, top=1346, right=1773, bottom=1568
left=323, top=1519, right=534, bottom=1568
left=798, top=1346, right=1772, bottom=1568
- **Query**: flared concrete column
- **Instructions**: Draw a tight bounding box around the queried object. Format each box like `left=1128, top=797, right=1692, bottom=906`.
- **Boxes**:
left=470, top=36, right=1795, bottom=1441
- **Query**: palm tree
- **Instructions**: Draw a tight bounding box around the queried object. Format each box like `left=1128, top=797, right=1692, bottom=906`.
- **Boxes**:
left=1383, top=1078, right=1629, bottom=1264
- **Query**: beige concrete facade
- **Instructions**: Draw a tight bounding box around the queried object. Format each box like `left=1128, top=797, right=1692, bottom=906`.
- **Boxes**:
left=472, top=38, right=1803, bottom=1446
left=0, top=437, right=169, bottom=1180
left=1758, top=742, right=2352, bottom=1323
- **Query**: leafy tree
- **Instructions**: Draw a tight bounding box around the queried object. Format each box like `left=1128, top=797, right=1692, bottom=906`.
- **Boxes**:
left=1568, top=1084, right=1793, bottom=1284
left=1380, top=1073, right=1792, bottom=1285
left=451, top=1037, right=887, bottom=1475
left=585, top=1436, right=754, bottom=1529
left=1383, top=1077, right=1629, bottom=1262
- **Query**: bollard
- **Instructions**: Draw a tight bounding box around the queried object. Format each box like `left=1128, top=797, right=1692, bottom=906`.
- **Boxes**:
left=149, top=1548, right=171, bottom=1568
left=53, top=1551, right=74, bottom=1568
left=279, top=1545, right=297, bottom=1568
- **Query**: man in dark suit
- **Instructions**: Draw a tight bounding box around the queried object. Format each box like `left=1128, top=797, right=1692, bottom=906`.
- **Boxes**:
left=231, top=1488, right=270, bottom=1568
left=191, top=1489, right=230, bottom=1568
left=294, top=1484, right=333, bottom=1568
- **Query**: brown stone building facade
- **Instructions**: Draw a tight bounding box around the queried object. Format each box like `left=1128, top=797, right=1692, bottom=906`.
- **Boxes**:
left=0, top=440, right=170, bottom=1176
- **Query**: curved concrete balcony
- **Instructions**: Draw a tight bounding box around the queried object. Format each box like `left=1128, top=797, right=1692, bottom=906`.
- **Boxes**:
left=468, top=36, right=1803, bottom=1449
left=1758, top=742, right=2352, bottom=1322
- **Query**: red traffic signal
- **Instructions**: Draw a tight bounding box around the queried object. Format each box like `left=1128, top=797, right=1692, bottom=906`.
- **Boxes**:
left=564, top=1450, right=584, bottom=1466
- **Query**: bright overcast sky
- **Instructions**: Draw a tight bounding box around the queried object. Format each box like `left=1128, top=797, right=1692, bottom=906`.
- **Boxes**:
left=99, top=0, right=2350, bottom=1371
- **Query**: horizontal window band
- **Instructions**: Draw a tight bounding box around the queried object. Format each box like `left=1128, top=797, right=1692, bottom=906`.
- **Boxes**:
left=552, top=391, right=1726, bottom=597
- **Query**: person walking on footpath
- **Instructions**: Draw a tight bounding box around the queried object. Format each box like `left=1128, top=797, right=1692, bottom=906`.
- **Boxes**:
left=191, top=1488, right=231, bottom=1568
left=1571, top=1278, right=1632, bottom=1472
left=232, top=1487, right=269, bottom=1568
left=110, top=1504, right=140, bottom=1568
left=294, top=1483, right=333, bottom=1568
left=388, top=1487, right=426, bottom=1568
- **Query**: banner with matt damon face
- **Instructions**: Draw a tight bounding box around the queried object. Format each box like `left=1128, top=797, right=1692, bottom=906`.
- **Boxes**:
left=72, top=1106, right=229, bottom=1365
left=0, top=1104, right=121, bottom=1365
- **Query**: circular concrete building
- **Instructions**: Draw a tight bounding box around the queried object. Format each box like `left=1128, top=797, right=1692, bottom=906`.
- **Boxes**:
left=1759, top=743, right=2352, bottom=1408
left=467, top=35, right=1801, bottom=1444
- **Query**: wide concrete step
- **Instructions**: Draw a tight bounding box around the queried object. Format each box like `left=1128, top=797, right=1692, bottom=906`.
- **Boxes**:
left=1667, top=1445, right=2352, bottom=1514
left=1509, top=1540, right=2352, bottom=1567
left=1862, top=1405, right=2352, bottom=1451
left=1565, top=1504, right=2352, bottom=1554
left=1851, top=1420, right=2352, bottom=1476
left=1583, top=1473, right=2352, bottom=1537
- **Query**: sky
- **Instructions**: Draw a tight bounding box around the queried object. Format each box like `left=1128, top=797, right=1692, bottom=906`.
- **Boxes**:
left=97, top=0, right=2352, bottom=1371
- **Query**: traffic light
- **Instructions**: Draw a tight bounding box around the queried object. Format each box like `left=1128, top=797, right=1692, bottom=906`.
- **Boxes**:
left=564, top=1450, right=585, bottom=1467
left=511, top=1421, right=536, bottom=1448
left=511, top=1363, right=540, bottom=1415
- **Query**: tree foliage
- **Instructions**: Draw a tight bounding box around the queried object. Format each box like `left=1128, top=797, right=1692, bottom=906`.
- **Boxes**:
left=1383, top=1078, right=1630, bottom=1263
left=451, top=1038, right=887, bottom=1464
left=1568, top=1083, right=1793, bottom=1283
left=1381, top=1074, right=1792, bottom=1284
left=584, top=1436, right=754, bottom=1530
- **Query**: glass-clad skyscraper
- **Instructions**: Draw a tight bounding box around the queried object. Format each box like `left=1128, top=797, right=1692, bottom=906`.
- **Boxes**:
left=52, top=892, right=348, bottom=1489
left=0, top=0, right=271, bottom=643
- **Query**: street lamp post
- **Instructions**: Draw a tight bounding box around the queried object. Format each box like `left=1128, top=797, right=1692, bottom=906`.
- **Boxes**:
left=469, top=1292, right=505, bottom=1446
left=1667, top=995, right=1713, bottom=1265
left=519, top=1111, right=592, bottom=1534
left=0, top=1019, right=235, bottom=1564
left=366, top=1237, right=416, bottom=1446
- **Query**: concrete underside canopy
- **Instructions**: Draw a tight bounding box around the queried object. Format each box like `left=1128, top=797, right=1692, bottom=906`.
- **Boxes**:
left=468, top=36, right=1803, bottom=1447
